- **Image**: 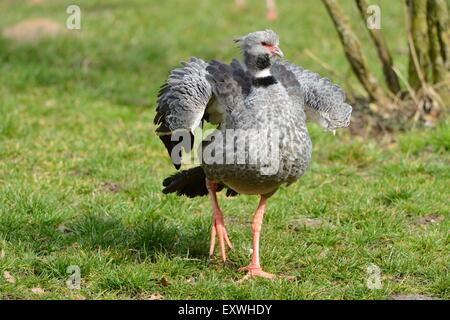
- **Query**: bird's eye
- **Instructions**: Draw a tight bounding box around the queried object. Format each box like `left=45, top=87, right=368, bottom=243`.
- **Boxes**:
left=261, top=42, right=268, bottom=46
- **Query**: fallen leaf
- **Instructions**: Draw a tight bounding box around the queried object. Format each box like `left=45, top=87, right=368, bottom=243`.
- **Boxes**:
left=146, top=293, right=164, bottom=300
left=157, top=277, right=170, bottom=287
left=3, top=271, right=16, bottom=284
left=0, top=249, right=5, bottom=259
left=186, top=277, right=195, bottom=284
left=31, top=287, right=45, bottom=295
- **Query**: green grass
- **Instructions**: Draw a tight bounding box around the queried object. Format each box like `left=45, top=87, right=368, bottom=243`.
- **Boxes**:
left=0, top=0, right=448, bottom=299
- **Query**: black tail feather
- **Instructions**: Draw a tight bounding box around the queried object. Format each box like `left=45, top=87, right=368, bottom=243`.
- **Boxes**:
left=163, top=166, right=207, bottom=198
left=162, top=166, right=238, bottom=198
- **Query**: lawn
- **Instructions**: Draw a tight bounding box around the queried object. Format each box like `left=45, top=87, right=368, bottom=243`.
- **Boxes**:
left=0, top=0, right=448, bottom=299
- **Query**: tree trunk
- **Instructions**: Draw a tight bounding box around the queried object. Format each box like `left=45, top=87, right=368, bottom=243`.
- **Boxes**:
left=428, top=1, right=446, bottom=83
left=427, top=0, right=450, bottom=106
left=322, top=0, right=393, bottom=110
left=355, top=0, right=401, bottom=94
left=434, top=0, right=450, bottom=70
left=407, top=0, right=431, bottom=89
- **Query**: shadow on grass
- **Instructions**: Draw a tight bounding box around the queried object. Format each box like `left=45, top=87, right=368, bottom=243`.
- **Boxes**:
left=0, top=186, right=210, bottom=262
left=68, top=212, right=211, bottom=262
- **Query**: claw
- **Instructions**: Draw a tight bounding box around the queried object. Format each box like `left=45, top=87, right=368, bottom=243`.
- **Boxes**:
left=206, top=179, right=232, bottom=262
left=209, top=210, right=233, bottom=261
left=239, top=264, right=275, bottom=279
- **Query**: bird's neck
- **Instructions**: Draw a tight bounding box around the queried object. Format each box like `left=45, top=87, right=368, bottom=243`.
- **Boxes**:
left=244, top=52, right=272, bottom=77
left=244, top=52, right=277, bottom=87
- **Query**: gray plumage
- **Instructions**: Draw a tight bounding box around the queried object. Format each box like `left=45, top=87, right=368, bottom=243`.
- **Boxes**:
left=273, top=61, right=352, bottom=131
left=155, top=57, right=211, bottom=133
left=155, top=30, right=352, bottom=197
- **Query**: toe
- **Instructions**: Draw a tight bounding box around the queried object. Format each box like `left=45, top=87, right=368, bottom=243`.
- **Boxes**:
left=238, top=265, right=275, bottom=279
left=209, top=216, right=232, bottom=261
left=250, top=269, right=275, bottom=279
left=216, top=226, right=227, bottom=261
left=209, top=224, right=217, bottom=256
left=223, top=228, right=233, bottom=249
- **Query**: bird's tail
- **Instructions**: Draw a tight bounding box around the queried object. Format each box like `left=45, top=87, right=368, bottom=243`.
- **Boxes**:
left=162, top=166, right=238, bottom=198
left=162, top=166, right=208, bottom=198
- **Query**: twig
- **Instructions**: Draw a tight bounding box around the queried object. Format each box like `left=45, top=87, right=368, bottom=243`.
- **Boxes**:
left=405, top=5, right=427, bottom=89
left=392, top=66, right=419, bottom=105
left=404, top=1, right=445, bottom=112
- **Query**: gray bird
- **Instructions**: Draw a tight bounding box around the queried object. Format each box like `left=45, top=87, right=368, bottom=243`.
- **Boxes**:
left=154, top=30, right=352, bottom=278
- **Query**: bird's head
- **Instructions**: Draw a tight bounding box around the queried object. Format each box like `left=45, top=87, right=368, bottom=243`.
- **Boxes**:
left=235, top=30, right=283, bottom=73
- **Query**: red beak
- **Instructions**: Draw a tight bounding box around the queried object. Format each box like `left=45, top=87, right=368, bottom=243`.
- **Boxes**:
left=263, top=44, right=284, bottom=58
left=271, top=45, right=284, bottom=58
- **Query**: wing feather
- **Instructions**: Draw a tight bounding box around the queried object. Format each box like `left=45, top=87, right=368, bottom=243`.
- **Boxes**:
left=272, top=61, right=352, bottom=131
left=154, top=58, right=250, bottom=168
left=154, top=57, right=213, bottom=168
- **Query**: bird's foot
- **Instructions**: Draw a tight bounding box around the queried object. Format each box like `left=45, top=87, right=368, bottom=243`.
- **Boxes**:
left=238, top=264, right=275, bottom=279
left=209, top=211, right=233, bottom=261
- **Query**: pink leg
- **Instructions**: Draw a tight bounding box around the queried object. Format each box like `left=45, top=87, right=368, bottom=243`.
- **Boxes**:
left=239, top=196, right=274, bottom=278
left=206, top=179, right=233, bottom=261
left=266, top=0, right=277, bottom=21
left=235, top=0, right=246, bottom=9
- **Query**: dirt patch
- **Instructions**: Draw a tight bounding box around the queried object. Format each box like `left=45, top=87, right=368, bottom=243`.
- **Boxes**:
left=31, top=287, right=45, bottom=295
left=99, top=182, right=121, bottom=193
left=389, top=294, right=436, bottom=300
left=416, top=214, right=444, bottom=226
left=140, top=292, right=164, bottom=300
left=3, top=271, right=15, bottom=284
left=57, top=223, right=73, bottom=235
left=2, top=18, right=65, bottom=43
left=348, top=95, right=438, bottom=140
left=70, top=169, right=93, bottom=177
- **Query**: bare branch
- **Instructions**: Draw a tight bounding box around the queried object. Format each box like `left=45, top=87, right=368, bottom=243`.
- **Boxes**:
left=355, top=0, right=401, bottom=94
left=407, top=0, right=431, bottom=89
left=321, top=0, right=394, bottom=112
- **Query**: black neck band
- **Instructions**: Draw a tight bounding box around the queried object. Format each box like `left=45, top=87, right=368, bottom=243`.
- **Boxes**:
left=252, top=76, right=277, bottom=87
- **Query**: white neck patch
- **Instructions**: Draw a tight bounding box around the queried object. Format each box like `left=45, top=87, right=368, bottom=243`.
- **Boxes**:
left=254, top=68, right=272, bottom=78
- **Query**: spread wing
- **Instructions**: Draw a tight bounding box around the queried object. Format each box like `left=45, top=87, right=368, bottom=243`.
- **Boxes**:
left=154, top=57, right=213, bottom=169
left=272, top=61, right=352, bottom=131
left=154, top=57, right=249, bottom=169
